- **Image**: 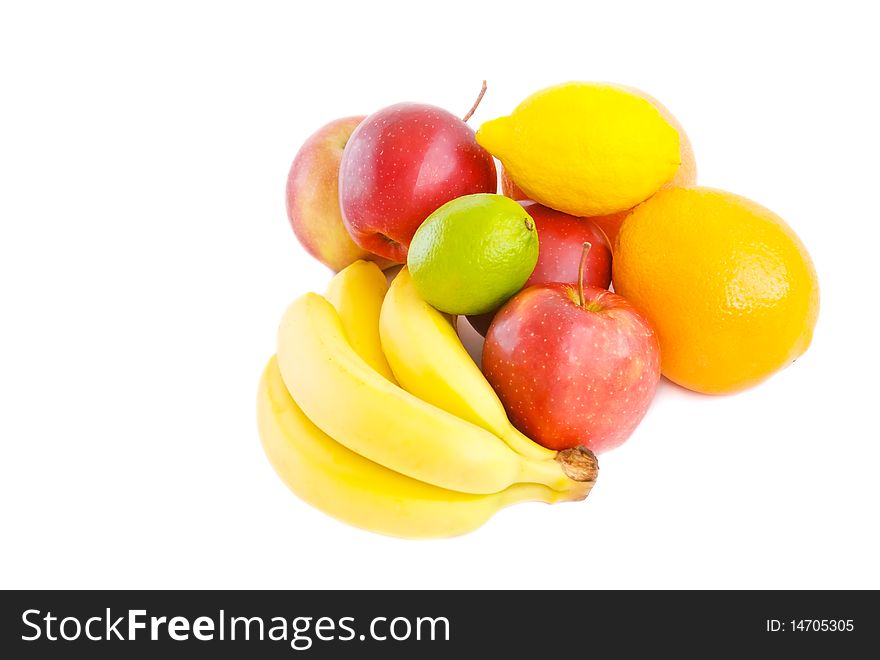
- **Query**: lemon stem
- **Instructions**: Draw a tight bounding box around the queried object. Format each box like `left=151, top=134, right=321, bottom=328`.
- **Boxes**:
left=462, top=80, right=487, bottom=123
left=577, top=242, right=592, bottom=308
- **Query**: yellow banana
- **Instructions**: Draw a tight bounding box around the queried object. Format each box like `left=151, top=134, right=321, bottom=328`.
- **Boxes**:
left=276, top=293, right=594, bottom=494
left=324, top=260, right=396, bottom=382
left=258, top=356, right=584, bottom=539
left=380, top=268, right=556, bottom=461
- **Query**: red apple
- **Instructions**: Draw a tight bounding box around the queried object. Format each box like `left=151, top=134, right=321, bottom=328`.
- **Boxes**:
left=519, top=201, right=611, bottom=289
left=482, top=248, right=660, bottom=453
left=467, top=201, right=612, bottom=336
left=338, top=103, right=497, bottom=263
left=286, top=117, right=392, bottom=272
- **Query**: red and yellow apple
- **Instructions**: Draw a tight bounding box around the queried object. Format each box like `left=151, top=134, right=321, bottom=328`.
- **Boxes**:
left=482, top=258, right=661, bottom=453
left=286, top=116, right=391, bottom=272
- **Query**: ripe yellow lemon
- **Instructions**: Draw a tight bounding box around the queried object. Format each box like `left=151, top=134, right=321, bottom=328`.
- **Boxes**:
left=500, top=84, right=697, bottom=246
left=628, top=86, right=697, bottom=189
left=589, top=85, right=697, bottom=243
left=613, top=187, right=819, bottom=394
left=477, top=82, right=681, bottom=217
left=500, top=85, right=697, bottom=244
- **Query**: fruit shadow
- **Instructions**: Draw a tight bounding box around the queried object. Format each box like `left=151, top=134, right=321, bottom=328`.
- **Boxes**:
left=455, top=314, right=485, bottom=368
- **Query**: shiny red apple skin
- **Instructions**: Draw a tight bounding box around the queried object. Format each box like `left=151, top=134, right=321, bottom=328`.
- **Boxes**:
left=338, top=103, right=497, bottom=263
left=466, top=201, right=612, bottom=336
left=482, top=283, right=661, bottom=453
left=519, top=201, right=612, bottom=289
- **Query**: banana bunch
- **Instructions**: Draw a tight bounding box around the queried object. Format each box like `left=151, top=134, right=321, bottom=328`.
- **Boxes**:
left=257, top=261, right=598, bottom=538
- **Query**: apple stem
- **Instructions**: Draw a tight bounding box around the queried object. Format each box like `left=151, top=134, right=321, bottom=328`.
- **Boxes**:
left=462, top=80, right=488, bottom=123
left=577, top=241, right=592, bottom=308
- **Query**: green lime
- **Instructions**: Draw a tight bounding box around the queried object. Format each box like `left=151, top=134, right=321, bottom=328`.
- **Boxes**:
left=407, top=194, right=539, bottom=315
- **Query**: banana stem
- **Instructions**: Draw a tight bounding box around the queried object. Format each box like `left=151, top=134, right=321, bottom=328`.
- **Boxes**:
left=498, top=482, right=563, bottom=506
left=518, top=447, right=599, bottom=495
left=500, top=426, right=558, bottom=461
left=557, top=446, right=599, bottom=484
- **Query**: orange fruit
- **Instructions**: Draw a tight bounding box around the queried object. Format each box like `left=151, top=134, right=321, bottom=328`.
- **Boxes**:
left=613, top=187, right=819, bottom=394
left=500, top=84, right=696, bottom=244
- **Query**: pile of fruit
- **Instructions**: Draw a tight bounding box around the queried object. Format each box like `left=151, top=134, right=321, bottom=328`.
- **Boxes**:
left=259, top=81, right=819, bottom=538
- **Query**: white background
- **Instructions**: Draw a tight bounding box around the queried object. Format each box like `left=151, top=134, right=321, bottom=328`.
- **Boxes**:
left=1, top=0, right=878, bottom=589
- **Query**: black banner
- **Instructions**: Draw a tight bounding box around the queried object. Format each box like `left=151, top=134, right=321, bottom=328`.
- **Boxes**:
left=1, top=590, right=875, bottom=657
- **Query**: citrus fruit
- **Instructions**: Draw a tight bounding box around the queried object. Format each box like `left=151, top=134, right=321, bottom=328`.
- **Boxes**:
left=500, top=85, right=697, bottom=198
left=498, top=84, right=697, bottom=245
left=476, top=82, right=681, bottom=217
left=588, top=86, right=697, bottom=243
left=613, top=186, right=819, bottom=394
left=628, top=86, right=697, bottom=189
left=407, top=194, right=539, bottom=315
